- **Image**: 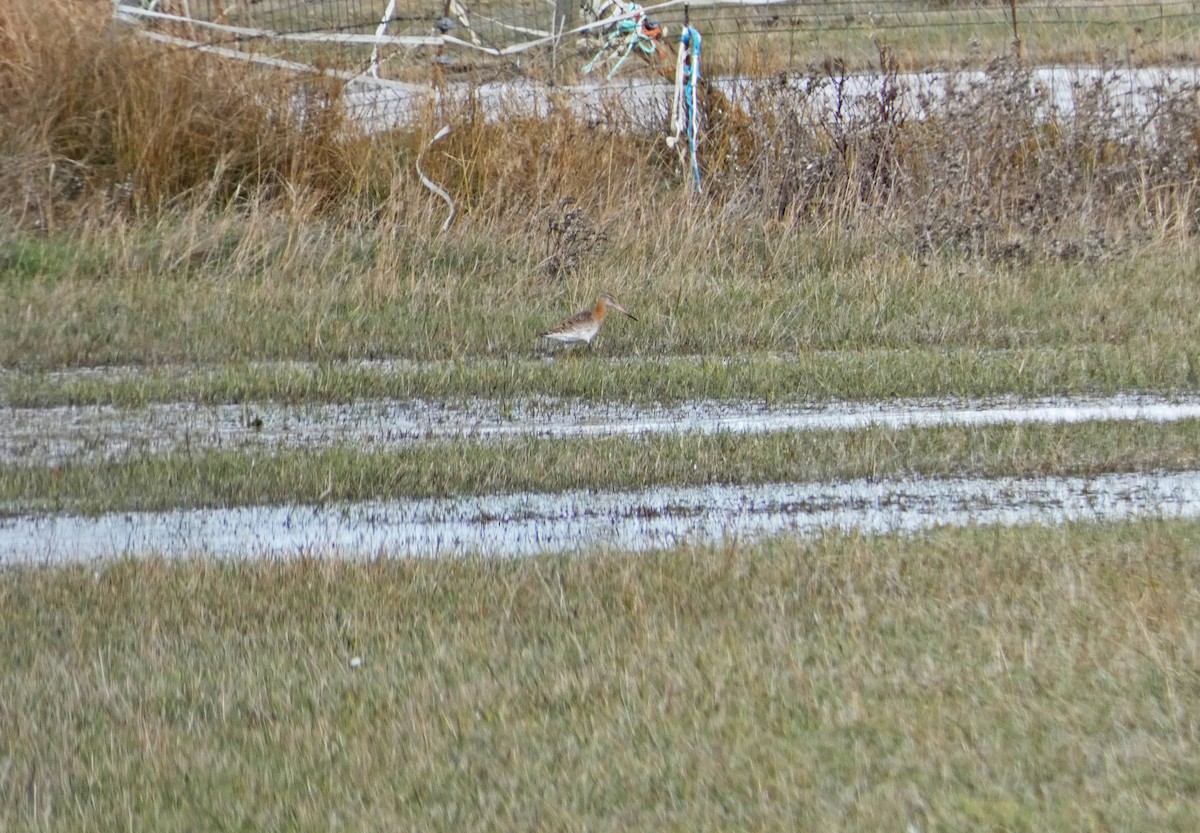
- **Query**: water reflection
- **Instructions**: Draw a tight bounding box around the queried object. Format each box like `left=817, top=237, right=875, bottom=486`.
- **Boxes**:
left=4, top=470, right=1197, bottom=563
left=6, top=393, right=1200, bottom=465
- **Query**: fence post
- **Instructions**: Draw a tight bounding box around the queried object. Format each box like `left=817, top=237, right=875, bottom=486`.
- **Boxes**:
left=553, top=0, right=577, bottom=82
left=554, top=0, right=577, bottom=33
left=1009, top=0, right=1022, bottom=61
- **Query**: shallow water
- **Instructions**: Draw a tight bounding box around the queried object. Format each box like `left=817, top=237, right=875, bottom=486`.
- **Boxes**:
left=5, top=392, right=1200, bottom=465
left=3, top=469, right=1197, bottom=563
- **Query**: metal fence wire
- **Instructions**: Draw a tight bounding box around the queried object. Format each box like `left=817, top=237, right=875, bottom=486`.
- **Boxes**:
left=124, top=0, right=1200, bottom=78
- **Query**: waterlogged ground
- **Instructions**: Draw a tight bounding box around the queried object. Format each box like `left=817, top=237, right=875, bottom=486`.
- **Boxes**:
left=4, top=470, right=1198, bottom=563
left=7, top=392, right=1200, bottom=466
left=6, top=391, right=1200, bottom=562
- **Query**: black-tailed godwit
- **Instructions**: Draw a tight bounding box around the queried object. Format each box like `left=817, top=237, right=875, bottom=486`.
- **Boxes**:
left=539, top=293, right=636, bottom=347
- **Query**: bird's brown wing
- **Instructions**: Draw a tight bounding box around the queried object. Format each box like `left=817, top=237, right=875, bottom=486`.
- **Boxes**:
left=541, top=308, right=592, bottom=337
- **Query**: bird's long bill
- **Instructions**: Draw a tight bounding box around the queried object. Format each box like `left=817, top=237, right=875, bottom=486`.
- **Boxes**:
left=609, top=300, right=637, bottom=321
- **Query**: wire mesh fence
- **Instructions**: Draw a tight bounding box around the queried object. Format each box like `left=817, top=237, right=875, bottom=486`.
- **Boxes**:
left=122, top=0, right=1200, bottom=81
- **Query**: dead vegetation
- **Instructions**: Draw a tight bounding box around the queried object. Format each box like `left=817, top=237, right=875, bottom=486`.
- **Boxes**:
left=741, top=51, right=1200, bottom=259
left=4, top=0, right=1200, bottom=259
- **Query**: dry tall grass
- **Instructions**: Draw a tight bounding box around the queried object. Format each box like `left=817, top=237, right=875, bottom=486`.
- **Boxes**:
left=738, top=50, right=1200, bottom=256
left=4, top=1, right=1200, bottom=257
left=0, top=0, right=366, bottom=225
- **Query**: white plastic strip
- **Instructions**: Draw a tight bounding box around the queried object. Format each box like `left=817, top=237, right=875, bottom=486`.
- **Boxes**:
left=370, top=0, right=400, bottom=78
left=115, top=5, right=441, bottom=48
left=114, top=0, right=692, bottom=57
left=127, top=26, right=430, bottom=95
left=416, top=125, right=456, bottom=233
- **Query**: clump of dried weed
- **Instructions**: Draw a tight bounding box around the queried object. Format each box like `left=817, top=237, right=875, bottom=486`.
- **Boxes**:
left=0, top=0, right=367, bottom=227
left=736, top=49, right=1200, bottom=257
left=7, top=3, right=1200, bottom=260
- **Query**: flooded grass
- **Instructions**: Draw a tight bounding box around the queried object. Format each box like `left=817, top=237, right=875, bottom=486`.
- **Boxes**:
left=6, top=11, right=1200, bottom=827
left=7, top=469, right=1200, bottom=562
left=7, top=391, right=1200, bottom=466
left=6, top=418, right=1200, bottom=516
left=4, top=521, right=1200, bottom=830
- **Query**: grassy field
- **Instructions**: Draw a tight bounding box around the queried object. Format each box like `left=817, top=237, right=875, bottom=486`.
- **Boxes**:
left=5, top=1, right=1200, bottom=828
left=4, top=221, right=1200, bottom=372
left=5, top=418, right=1200, bottom=515
left=3, top=342, right=1198, bottom=408
left=4, top=523, right=1200, bottom=831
